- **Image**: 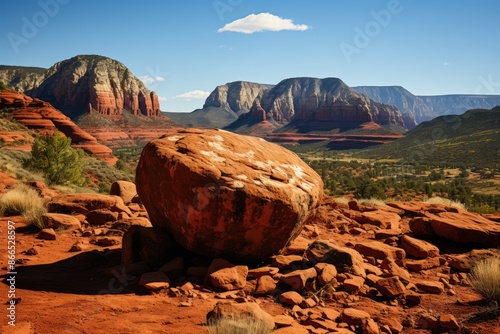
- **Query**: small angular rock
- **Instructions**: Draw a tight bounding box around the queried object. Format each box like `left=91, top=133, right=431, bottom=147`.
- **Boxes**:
left=279, top=291, right=304, bottom=306
left=307, top=240, right=366, bottom=276
left=283, top=236, right=311, bottom=255
left=139, top=271, right=170, bottom=290
left=380, top=318, right=403, bottom=333
left=354, top=241, right=405, bottom=261
left=248, top=266, right=279, bottom=278
left=86, top=209, right=118, bottom=226
left=281, top=267, right=317, bottom=290
left=272, top=255, right=304, bottom=268
left=299, top=297, right=317, bottom=308
left=110, top=181, right=137, bottom=204
left=43, top=213, right=81, bottom=230
left=207, top=301, right=275, bottom=331
left=209, top=266, right=248, bottom=291
left=439, top=314, right=460, bottom=330
left=341, top=308, right=371, bottom=325
left=320, top=308, right=340, bottom=321
left=401, top=235, right=439, bottom=258
left=405, top=258, right=441, bottom=271
left=375, top=276, right=406, bottom=298
left=274, top=314, right=295, bottom=328
left=69, top=241, right=86, bottom=252
left=254, top=275, right=276, bottom=295
left=343, top=276, right=365, bottom=292
left=37, top=228, right=56, bottom=240
left=363, top=319, right=380, bottom=334
left=416, top=281, right=444, bottom=294
left=315, top=263, right=337, bottom=287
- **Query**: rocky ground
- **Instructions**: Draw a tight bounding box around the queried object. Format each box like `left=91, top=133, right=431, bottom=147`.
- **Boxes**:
left=1, top=180, right=499, bottom=334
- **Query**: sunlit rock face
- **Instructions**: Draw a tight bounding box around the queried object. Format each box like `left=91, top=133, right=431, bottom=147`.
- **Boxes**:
left=136, top=128, right=324, bottom=262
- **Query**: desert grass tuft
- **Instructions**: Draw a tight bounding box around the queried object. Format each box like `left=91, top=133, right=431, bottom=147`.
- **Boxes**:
left=334, top=197, right=350, bottom=205
left=0, top=184, right=47, bottom=228
left=469, top=257, right=500, bottom=304
left=425, top=196, right=466, bottom=210
left=358, top=198, right=387, bottom=207
left=207, top=315, right=274, bottom=334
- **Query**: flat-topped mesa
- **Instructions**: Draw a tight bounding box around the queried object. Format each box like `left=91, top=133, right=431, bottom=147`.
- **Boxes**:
left=29, top=55, right=161, bottom=117
left=204, top=81, right=274, bottom=114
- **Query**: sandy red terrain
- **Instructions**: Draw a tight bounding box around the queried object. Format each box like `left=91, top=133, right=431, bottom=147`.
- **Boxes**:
left=1, top=209, right=498, bottom=334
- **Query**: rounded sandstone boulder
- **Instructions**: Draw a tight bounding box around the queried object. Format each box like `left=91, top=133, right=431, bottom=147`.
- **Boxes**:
left=136, top=128, right=323, bottom=262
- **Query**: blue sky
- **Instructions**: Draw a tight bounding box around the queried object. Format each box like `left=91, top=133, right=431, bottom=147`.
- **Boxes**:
left=1, top=0, right=499, bottom=112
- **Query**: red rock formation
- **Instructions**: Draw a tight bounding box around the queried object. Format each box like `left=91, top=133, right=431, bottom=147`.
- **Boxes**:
left=137, top=91, right=161, bottom=117
left=31, top=55, right=162, bottom=117
left=91, top=91, right=121, bottom=116
left=258, top=78, right=406, bottom=128
left=136, top=128, right=324, bottom=262
left=0, top=90, right=116, bottom=164
left=250, top=100, right=266, bottom=122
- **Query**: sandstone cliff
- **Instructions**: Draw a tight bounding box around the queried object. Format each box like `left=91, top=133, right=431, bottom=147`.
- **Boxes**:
left=258, top=78, right=407, bottom=129
left=14, top=55, right=162, bottom=118
left=353, top=86, right=424, bottom=128
left=203, top=81, right=273, bottom=114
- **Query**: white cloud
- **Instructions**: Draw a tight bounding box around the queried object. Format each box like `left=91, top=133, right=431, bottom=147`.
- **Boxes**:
left=139, top=75, right=166, bottom=85
left=158, top=96, right=168, bottom=101
left=218, top=12, right=310, bottom=34
left=173, top=90, right=210, bottom=101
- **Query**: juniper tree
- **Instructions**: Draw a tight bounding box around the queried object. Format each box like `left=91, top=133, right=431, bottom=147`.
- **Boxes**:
left=24, top=131, right=86, bottom=186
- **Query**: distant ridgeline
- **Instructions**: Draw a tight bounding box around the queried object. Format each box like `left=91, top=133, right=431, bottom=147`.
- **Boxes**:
left=353, top=86, right=500, bottom=126
left=167, top=78, right=500, bottom=134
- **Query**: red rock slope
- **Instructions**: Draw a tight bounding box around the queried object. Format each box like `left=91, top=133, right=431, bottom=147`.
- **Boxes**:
left=0, top=90, right=116, bottom=165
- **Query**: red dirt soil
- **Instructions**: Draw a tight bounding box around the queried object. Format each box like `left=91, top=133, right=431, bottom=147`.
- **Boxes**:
left=1, top=209, right=499, bottom=334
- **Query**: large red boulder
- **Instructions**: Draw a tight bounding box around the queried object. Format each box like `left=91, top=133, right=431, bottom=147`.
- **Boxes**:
left=136, top=128, right=323, bottom=262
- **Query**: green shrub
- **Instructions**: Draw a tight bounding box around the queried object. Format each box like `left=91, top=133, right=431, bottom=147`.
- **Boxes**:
left=469, top=257, right=500, bottom=304
left=0, top=184, right=47, bottom=228
left=207, top=315, right=274, bottom=334
left=23, top=131, right=86, bottom=186
left=0, top=81, right=6, bottom=91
